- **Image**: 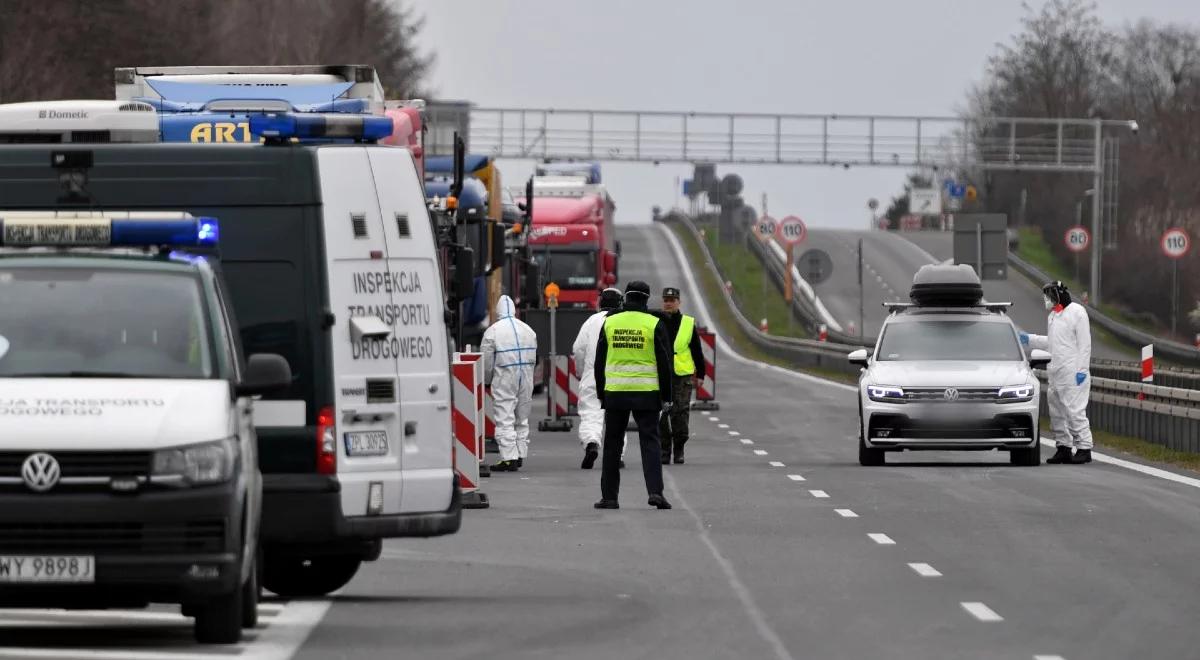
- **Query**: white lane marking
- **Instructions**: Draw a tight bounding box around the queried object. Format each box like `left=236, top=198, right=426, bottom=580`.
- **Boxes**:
left=768, top=461, right=785, bottom=467
left=868, top=533, right=895, bottom=545
left=835, top=508, right=858, bottom=518
left=1041, top=436, right=1200, bottom=490
left=961, top=602, right=1004, bottom=622
left=908, top=562, right=942, bottom=577
left=740, top=439, right=755, bottom=445
left=0, top=650, right=226, bottom=659
left=728, top=430, right=741, bottom=436
left=708, top=416, right=720, bottom=421
left=1034, top=656, right=1067, bottom=660
left=659, top=224, right=1200, bottom=493
left=786, top=474, right=806, bottom=481
left=809, top=490, right=829, bottom=498
left=663, top=472, right=797, bottom=660
left=718, top=423, right=730, bottom=429
left=753, top=449, right=769, bottom=456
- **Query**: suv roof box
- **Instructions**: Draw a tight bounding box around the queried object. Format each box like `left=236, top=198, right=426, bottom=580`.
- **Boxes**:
left=910, top=264, right=983, bottom=307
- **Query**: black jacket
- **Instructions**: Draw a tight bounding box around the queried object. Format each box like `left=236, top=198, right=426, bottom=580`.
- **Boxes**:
left=657, top=310, right=706, bottom=381
left=594, top=302, right=673, bottom=411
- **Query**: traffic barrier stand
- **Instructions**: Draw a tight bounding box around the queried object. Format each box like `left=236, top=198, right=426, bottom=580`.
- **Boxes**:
left=691, top=326, right=720, bottom=411
left=455, top=352, right=491, bottom=477
left=483, top=386, right=499, bottom=454
left=452, top=359, right=489, bottom=508
left=551, top=355, right=580, bottom=418
left=1138, top=344, right=1153, bottom=401
left=538, top=354, right=573, bottom=432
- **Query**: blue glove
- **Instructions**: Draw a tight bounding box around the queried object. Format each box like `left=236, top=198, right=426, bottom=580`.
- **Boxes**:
left=1019, top=332, right=1029, bottom=346
left=1076, top=372, right=1087, bottom=385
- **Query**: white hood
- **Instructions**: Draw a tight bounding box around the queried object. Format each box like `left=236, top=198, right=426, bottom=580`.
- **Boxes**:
left=495, top=294, right=516, bottom=320
left=869, top=361, right=1030, bottom=388
left=0, top=379, right=232, bottom=450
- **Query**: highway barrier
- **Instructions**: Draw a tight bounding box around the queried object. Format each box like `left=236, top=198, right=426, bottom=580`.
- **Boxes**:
left=452, top=357, right=489, bottom=508
left=692, top=326, right=720, bottom=411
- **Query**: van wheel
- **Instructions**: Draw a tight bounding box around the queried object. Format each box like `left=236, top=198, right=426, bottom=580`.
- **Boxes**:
left=193, top=583, right=244, bottom=644
left=1010, top=446, right=1040, bottom=466
left=859, top=435, right=885, bottom=466
left=241, top=552, right=261, bottom=629
left=263, top=554, right=362, bottom=598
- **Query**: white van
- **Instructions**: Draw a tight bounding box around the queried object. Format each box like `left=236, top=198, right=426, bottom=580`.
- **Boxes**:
left=0, top=116, right=463, bottom=598
left=0, top=213, right=293, bottom=643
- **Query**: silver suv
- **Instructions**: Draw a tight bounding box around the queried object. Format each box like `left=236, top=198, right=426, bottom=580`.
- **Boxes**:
left=848, top=265, right=1051, bottom=466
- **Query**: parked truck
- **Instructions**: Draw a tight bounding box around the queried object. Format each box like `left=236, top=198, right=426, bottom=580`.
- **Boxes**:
left=526, top=171, right=619, bottom=310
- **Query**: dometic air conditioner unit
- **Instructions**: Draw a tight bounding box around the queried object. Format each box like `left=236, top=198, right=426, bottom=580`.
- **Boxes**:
left=909, top=264, right=984, bottom=307
left=0, top=100, right=158, bottom=144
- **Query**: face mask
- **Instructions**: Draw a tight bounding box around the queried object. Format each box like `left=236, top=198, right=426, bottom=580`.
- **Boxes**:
left=1044, top=295, right=1054, bottom=310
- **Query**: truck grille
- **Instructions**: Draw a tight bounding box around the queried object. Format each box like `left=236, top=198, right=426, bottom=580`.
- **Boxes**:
left=903, top=387, right=998, bottom=402
left=0, top=520, right=226, bottom=554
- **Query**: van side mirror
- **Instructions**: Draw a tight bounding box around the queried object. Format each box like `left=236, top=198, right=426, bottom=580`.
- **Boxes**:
left=488, top=222, right=508, bottom=274
left=1028, top=348, right=1051, bottom=370
left=848, top=348, right=871, bottom=368
left=238, top=353, right=292, bottom=397
left=453, top=247, right=475, bottom=299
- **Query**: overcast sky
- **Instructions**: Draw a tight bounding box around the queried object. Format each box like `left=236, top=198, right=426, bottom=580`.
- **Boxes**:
left=410, top=0, right=1197, bottom=228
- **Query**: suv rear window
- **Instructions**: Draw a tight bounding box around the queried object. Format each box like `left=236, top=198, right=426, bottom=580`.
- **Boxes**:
left=877, top=320, right=1022, bottom=362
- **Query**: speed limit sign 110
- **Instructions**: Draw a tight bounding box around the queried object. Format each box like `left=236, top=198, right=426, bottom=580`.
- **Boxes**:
left=755, top=215, right=778, bottom=240
left=1064, top=226, right=1090, bottom=253
left=1162, top=227, right=1191, bottom=259
left=778, top=215, right=807, bottom=246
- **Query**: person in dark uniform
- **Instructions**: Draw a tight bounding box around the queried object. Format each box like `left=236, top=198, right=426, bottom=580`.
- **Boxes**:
left=593, top=280, right=674, bottom=510
left=657, top=287, right=706, bottom=465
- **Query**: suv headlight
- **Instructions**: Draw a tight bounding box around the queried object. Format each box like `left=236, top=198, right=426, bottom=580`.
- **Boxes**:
left=867, top=385, right=905, bottom=402
left=997, top=384, right=1034, bottom=403
left=152, top=438, right=239, bottom=486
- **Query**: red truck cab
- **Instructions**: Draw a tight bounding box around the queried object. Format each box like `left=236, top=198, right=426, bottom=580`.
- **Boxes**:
left=526, top=184, right=618, bottom=310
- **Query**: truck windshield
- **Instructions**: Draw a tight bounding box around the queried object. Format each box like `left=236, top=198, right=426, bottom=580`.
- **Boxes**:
left=533, top=251, right=596, bottom=289
left=0, top=266, right=214, bottom=379
left=876, top=320, right=1022, bottom=362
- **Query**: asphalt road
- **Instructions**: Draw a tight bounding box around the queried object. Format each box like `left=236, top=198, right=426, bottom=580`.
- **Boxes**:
left=804, top=229, right=1134, bottom=360
left=3, top=223, right=1196, bottom=660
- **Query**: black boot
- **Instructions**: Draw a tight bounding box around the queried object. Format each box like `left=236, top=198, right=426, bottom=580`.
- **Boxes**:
left=581, top=443, right=599, bottom=469
left=647, top=494, right=672, bottom=510
left=660, top=451, right=671, bottom=465
left=1046, top=446, right=1073, bottom=464
left=594, top=499, right=619, bottom=509
left=516, top=458, right=524, bottom=468
left=491, top=459, right=519, bottom=472
left=1069, top=449, right=1092, bottom=464
left=673, top=444, right=685, bottom=464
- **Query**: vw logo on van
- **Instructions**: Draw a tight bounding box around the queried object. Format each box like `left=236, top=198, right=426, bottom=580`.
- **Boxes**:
left=943, top=388, right=960, bottom=402
left=21, top=453, right=61, bottom=492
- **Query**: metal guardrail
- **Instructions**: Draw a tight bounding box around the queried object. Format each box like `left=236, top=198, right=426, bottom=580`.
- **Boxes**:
left=1090, top=360, right=1200, bottom=390
left=1008, top=252, right=1200, bottom=366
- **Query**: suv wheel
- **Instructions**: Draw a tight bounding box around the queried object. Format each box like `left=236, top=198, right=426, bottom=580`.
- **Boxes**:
left=859, top=434, right=885, bottom=466
left=263, top=554, right=362, bottom=598
left=1010, top=446, right=1040, bottom=466
left=241, top=550, right=261, bottom=629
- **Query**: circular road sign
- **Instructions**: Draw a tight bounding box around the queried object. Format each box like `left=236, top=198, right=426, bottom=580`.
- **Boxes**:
left=755, top=215, right=778, bottom=240
left=1064, top=226, right=1090, bottom=253
left=1162, top=227, right=1191, bottom=259
left=867, top=198, right=879, bottom=211
left=798, top=248, right=834, bottom=286
left=778, top=215, right=807, bottom=246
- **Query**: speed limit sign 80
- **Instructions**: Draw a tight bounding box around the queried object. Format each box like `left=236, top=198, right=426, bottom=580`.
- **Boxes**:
left=778, top=215, right=807, bottom=246
left=1162, top=227, right=1191, bottom=259
left=755, top=216, right=778, bottom=240
left=1064, top=226, right=1090, bottom=253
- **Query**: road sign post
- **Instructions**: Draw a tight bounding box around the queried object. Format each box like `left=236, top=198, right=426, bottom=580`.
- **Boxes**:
left=756, top=216, right=777, bottom=323
left=777, top=216, right=807, bottom=332
left=1162, top=228, right=1191, bottom=337
left=1065, top=225, right=1090, bottom=285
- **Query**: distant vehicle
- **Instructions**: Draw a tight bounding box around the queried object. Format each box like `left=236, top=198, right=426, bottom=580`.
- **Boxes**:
left=849, top=264, right=1050, bottom=466
left=0, top=214, right=292, bottom=643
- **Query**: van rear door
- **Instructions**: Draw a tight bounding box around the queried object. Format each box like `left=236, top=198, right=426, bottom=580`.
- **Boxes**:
left=316, top=148, right=405, bottom=518
left=367, top=147, right=454, bottom=514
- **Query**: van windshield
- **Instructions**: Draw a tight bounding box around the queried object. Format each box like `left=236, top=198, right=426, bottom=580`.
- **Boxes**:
left=0, top=265, right=214, bottom=378
left=876, top=320, right=1022, bottom=362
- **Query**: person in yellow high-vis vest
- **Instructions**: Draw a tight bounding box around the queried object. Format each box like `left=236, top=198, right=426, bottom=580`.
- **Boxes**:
left=657, top=287, right=707, bottom=465
left=593, top=281, right=674, bottom=510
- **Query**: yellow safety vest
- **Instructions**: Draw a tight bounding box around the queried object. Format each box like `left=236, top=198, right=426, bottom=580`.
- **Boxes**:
left=673, top=314, right=696, bottom=376
left=603, top=311, right=660, bottom=393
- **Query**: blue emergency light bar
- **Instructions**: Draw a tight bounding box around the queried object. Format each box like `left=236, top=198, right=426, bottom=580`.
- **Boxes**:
left=249, top=113, right=393, bottom=142
left=0, top=216, right=219, bottom=248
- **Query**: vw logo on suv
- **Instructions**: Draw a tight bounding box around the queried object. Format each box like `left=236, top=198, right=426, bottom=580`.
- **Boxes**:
left=21, top=453, right=61, bottom=492
left=943, top=388, right=960, bottom=402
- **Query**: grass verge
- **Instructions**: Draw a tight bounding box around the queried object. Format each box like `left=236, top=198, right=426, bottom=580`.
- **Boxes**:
left=696, top=223, right=808, bottom=340
left=1040, top=418, right=1200, bottom=474
left=666, top=220, right=858, bottom=386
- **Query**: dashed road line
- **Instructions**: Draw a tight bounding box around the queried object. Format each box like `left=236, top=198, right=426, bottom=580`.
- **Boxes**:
left=1034, top=656, right=1067, bottom=660
left=908, top=563, right=941, bottom=577
left=786, top=474, right=806, bottom=482
left=753, top=449, right=768, bottom=456
left=709, top=417, right=720, bottom=422
left=728, top=431, right=741, bottom=436
left=718, top=423, right=730, bottom=429
left=740, top=438, right=754, bottom=445
left=834, top=509, right=858, bottom=518
left=768, top=461, right=785, bottom=467
left=961, top=602, right=1003, bottom=622
left=808, top=490, right=829, bottom=498
left=867, top=533, right=895, bottom=545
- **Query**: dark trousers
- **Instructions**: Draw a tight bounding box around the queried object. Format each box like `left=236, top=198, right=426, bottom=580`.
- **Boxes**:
left=659, top=376, right=693, bottom=454
left=601, top=408, right=664, bottom=500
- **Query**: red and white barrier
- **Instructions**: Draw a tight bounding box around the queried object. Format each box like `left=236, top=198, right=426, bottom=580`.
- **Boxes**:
left=1137, top=344, right=1153, bottom=401
left=693, top=326, right=719, bottom=410
left=451, top=353, right=488, bottom=508
left=550, top=354, right=579, bottom=418
left=818, top=324, right=829, bottom=342
left=483, top=386, right=496, bottom=441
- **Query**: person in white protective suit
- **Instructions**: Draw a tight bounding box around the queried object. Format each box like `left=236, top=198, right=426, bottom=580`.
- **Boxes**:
left=572, top=288, right=628, bottom=470
left=482, top=295, right=538, bottom=472
left=1020, top=281, right=1093, bottom=464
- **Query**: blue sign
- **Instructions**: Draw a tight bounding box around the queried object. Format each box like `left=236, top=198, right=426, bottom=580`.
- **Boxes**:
left=682, top=179, right=693, bottom=196
left=949, top=184, right=966, bottom=199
